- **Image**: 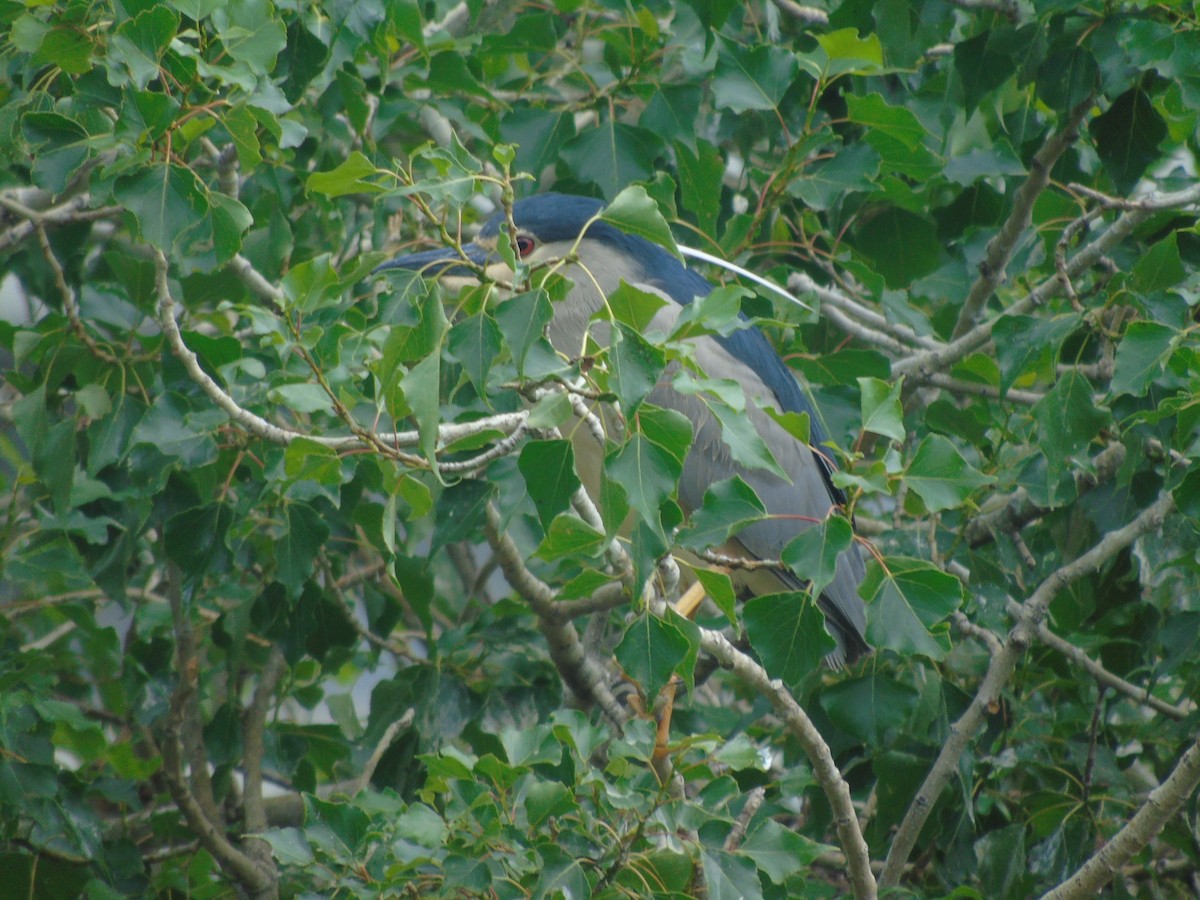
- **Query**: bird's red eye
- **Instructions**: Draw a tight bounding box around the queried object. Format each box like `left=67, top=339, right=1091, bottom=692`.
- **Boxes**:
left=515, top=235, right=536, bottom=258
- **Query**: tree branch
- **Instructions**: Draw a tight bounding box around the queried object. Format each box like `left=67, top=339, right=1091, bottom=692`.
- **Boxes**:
left=880, top=489, right=1177, bottom=888
left=484, top=501, right=629, bottom=728
left=1040, top=734, right=1200, bottom=900
left=683, top=614, right=877, bottom=898
left=952, top=97, right=1092, bottom=339
left=1005, top=599, right=1193, bottom=721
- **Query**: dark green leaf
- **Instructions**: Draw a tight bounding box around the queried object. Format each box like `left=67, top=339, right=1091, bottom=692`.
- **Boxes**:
left=607, top=322, right=666, bottom=415
left=614, top=613, right=690, bottom=702
left=1111, top=321, right=1176, bottom=397
left=114, top=163, right=209, bottom=252
left=519, top=440, right=581, bottom=529
left=678, top=476, right=767, bottom=552
left=713, top=38, right=799, bottom=113
left=1090, top=88, right=1167, bottom=194
left=743, top=591, right=834, bottom=686
left=781, top=516, right=853, bottom=600
left=276, top=502, right=330, bottom=597
left=495, top=290, right=554, bottom=376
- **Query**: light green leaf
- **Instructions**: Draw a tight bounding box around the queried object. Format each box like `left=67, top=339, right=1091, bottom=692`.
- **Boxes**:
left=602, top=184, right=681, bottom=260
left=858, top=376, right=905, bottom=442
left=905, top=435, right=993, bottom=512
left=744, top=591, right=834, bottom=687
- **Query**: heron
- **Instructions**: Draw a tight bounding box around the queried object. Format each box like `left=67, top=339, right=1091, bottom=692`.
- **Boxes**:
left=377, top=193, right=869, bottom=667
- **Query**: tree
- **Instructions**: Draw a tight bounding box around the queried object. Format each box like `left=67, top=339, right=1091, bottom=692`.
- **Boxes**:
left=2, top=0, right=1198, bottom=897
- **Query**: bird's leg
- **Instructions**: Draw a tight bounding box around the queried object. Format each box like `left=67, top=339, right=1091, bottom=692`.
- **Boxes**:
left=648, top=577, right=713, bottom=784
left=673, top=580, right=708, bottom=620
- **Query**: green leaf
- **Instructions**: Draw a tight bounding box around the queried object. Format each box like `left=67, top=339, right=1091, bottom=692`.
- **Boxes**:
left=1033, top=373, right=1109, bottom=476
left=607, top=322, right=667, bottom=415
left=743, top=592, right=834, bottom=687
left=276, top=502, right=330, bottom=597
left=306, top=151, right=388, bottom=197
left=820, top=672, right=922, bottom=744
left=739, top=819, right=829, bottom=883
left=713, top=38, right=799, bottom=113
left=781, top=517, right=853, bottom=600
left=1130, top=232, right=1187, bottom=294
left=114, top=163, right=209, bottom=253
left=992, top=314, right=1079, bottom=396
left=707, top=400, right=787, bottom=481
left=1111, top=322, right=1176, bottom=397
left=692, top=567, right=737, bottom=625
left=394, top=803, right=447, bottom=848
left=518, top=440, right=581, bottom=529
left=954, top=27, right=1030, bottom=112
left=1090, top=88, right=1166, bottom=193
left=602, top=184, right=681, bottom=260
left=559, top=122, right=661, bottom=199
left=432, top=479, right=493, bottom=553
left=861, top=557, right=963, bottom=660
left=812, top=28, right=885, bottom=77
left=634, top=405, right=693, bottom=466
left=858, top=376, right=905, bottom=442
left=499, top=108, right=576, bottom=182
left=905, top=435, right=994, bottom=512
left=642, top=86, right=703, bottom=149
left=279, top=254, right=340, bottom=312
left=401, top=351, right=443, bottom=471
left=448, top=312, right=502, bottom=395
left=668, top=285, right=749, bottom=340
left=852, top=207, right=941, bottom=288
left=678, top=476, right=767, bottom=552
left=698, top=847, right=765, bottom=900
left=21, top=112, right=92, bottom=194
left=604, top=282, right=669, bottom=335
left=1036, top=39, right=1098, bottom=113
left=495, top=290, right=554, bottom=376
left=212, top=0, right=287, bottom=74
left=614, top=613, right=690, bottom=703
left=535, top=514, right=606, bottom=561
left=675, top=139, right=724, bottom=233
left=260, top=828, right=314, bottom=867
left=108, top=6, right=180, bottom=89
left=604, top=432, right=680, bottom=539
left=790, top=143, right=880, bottom=210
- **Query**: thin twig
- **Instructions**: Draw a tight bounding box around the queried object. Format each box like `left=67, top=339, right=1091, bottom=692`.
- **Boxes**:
left=356, top=711, right=414, bottom=793
left=1004, top=599, right=1193, bottom=720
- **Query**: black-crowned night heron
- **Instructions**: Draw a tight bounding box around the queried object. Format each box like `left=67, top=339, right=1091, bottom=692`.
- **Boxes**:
left=378, top=193, right=870, bottom=667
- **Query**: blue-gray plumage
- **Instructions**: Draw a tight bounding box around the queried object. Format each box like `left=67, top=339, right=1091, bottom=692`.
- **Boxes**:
left=377, top=193, right=869, bottom=666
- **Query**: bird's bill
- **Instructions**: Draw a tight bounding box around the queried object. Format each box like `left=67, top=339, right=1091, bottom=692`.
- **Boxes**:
left=374, top=243, right=490, bottom=280
left=375, top=243, right=525, bottom=293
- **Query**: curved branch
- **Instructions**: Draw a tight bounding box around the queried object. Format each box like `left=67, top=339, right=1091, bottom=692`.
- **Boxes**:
left=951, top=97, right=1092, bottom=339
left=1005, top=599, right=1194, bottom=721
left=484, top=501, right=629, bottom=728
left=154, top=249, right=529, bottom=458
left=683, top=616, right=877, bottom=898
left=880, top=489, right=1177, bottom=888
left=1040, top=734, right=1200, bottom=900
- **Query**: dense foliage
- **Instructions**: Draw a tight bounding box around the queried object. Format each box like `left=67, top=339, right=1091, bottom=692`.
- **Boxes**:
left=2, top=0, right=1199, bottom=897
